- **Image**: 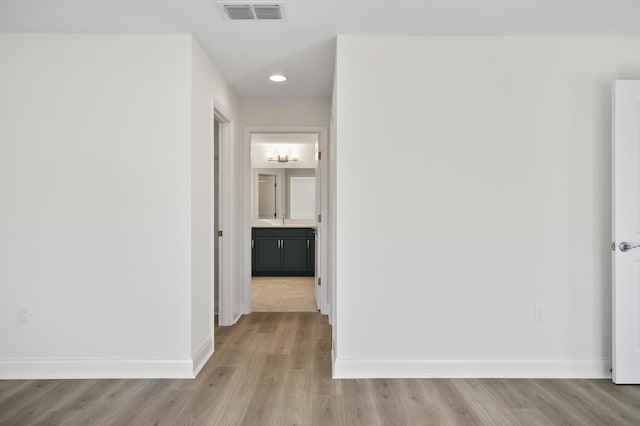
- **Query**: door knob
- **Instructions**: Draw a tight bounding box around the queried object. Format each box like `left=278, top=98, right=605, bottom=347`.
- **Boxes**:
left=619, top=242, right=640, bottom=252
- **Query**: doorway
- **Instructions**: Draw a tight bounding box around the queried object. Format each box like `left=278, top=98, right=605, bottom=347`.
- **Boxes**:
left=243, top=129, right=329, bottom=315
left=213, top=109, right=233, bottom=326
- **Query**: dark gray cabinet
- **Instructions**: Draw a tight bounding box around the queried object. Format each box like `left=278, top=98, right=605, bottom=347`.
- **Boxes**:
left=252, top=227, right=315, bottom=276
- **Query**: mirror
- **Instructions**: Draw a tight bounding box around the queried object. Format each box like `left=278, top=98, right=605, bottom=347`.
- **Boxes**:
left=250, top=133, right=318, bottom=224
left=288, top=176, right=315, bottom=219
left=258, top=174, right=277, bottom=219
left=252, top=168, right=315, bottom=221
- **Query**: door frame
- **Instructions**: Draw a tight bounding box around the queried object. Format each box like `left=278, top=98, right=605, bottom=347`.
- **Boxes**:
left=214, top=106, right=234, bottom=327
left=243, top=126, right=329, bottom=315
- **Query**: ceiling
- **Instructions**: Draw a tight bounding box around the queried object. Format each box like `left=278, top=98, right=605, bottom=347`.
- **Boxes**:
left=1, top=0, right=639, bottom=101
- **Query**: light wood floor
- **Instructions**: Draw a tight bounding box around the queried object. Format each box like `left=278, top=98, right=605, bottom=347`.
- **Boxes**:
left=2, top=312, right=640, bottom=425
left=252, top=276, right=316, bottom=312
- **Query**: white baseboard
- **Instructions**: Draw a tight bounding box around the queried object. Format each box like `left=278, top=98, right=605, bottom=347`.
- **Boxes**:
left=0, top=358, right=195, bottom=380
left=331, top=349, right=336, bottom=377
left=233, top=307, right=243, bottom=324
left=192, top=336, right=214, bottom=377
left=333, top=358, right=612, bottom=379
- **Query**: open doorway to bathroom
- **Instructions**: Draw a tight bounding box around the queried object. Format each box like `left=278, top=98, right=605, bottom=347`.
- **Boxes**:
left=250, top=133, right=320, bottom=312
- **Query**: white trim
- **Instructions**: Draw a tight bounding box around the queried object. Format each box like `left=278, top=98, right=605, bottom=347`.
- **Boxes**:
left=214, top=102, right=234, bottom=327
left=243, top=127, right=252, bottom=314
left=0, top=358, right=195, bottom=380
left=212, top=103, right=220, bottom=324
left=233, top=306, right=243, bottom=324
left=192, top=336, right=214, bottom=377
left=333, top=358, right=612, bottom=379
left=318, top=126, right=329, bottom=315
left=213, top=101, right=231, bottom=125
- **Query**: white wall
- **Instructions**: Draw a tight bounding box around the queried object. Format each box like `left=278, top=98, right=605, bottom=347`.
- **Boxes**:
left=0, top=34, right=240, bottom=378
left=251, top=144, right=317, bottom=169
left=240, top=101, right=330, bottom=128
left=289, top=177, right=316, bottom=219
left=286, top=168, right=316, bottom=219
left=333, top=36, right=640, bottom=378
left=189, top=39, right=240, bottom=368
left=329, top=61, right=338, bottom=339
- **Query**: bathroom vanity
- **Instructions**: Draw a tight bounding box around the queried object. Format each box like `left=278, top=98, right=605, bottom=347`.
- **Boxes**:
left=251, top=227, right=315, bottom=276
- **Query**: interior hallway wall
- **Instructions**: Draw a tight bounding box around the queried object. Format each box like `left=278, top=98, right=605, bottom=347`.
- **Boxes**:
left=333, top=35, right=640, bottom=378
left=240, top=100, right=330, bottom=128
left=189, top=38, right=241, bottom=367
left=0, top=34, right=240, bottom=378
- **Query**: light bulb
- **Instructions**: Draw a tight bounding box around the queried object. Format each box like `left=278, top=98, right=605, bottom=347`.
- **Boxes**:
left=269, top=74, right=287, bottom=82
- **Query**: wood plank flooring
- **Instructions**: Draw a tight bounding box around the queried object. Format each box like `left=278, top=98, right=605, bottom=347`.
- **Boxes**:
left=2, top=312, right=640, bottom=425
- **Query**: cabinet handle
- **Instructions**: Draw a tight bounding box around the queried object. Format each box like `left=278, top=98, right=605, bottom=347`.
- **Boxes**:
left=307, top=240, right=310, bottom=249
left=281, top=239, right=284, bottom=249
left=252, top=239, right=254, bottom=249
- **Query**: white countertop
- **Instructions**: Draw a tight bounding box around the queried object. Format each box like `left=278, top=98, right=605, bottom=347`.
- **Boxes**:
left=252, top=219, right=317, bottom=228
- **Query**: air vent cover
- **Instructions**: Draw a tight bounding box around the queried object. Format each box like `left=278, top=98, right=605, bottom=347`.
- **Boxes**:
left=253, top=5, right=282, bottom=19
left=224, top=5, right=255, bottom=20
left=218, top=2, right=284, bottom=20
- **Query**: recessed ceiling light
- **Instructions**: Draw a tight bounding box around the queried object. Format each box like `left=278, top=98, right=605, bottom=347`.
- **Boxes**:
left=269, top=74, right=287, bottom=82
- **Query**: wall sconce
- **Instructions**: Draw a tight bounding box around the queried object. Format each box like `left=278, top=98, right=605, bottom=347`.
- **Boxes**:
left=267, top=151, right=298, bottom=163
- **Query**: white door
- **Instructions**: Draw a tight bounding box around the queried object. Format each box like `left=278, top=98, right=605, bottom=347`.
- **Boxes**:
left=613, top=80, right=640, bottom=384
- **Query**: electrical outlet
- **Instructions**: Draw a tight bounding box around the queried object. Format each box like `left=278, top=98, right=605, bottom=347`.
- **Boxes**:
left=18, top=305, right=30, bottom=323
left=534, top=304, right=545, bottom=322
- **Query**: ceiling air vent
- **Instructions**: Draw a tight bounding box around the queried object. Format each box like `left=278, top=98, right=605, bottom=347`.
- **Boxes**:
left=218, top=2, right=285, bottom=20
left=253, top=5, right=282, bottom=19
left=223, top=5, right=255, bottom=20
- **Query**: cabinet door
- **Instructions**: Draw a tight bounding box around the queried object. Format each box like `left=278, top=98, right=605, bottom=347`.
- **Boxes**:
left=281, top=237, right=308, bottom=273
left=253, top=237, right=281, bottom=273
